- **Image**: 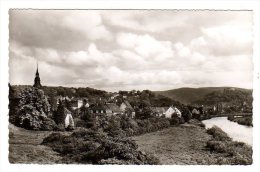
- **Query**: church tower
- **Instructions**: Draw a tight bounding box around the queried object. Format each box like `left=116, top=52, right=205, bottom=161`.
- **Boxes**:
left=33, top=62, right=42, bottom=88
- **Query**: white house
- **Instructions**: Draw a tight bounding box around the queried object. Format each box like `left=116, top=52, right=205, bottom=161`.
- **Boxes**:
left=165, top=106, right=182, bottom=118
left=65, top=112, right=74, bottom=129
left=71, top=98, right=89, bottom=110
left=192, top=108, right=200, bottom=115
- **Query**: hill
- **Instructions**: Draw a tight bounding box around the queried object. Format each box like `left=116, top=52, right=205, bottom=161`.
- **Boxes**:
left=154, top=87, right=252, bottom=105
left=192, top=88, right=253, bottom=106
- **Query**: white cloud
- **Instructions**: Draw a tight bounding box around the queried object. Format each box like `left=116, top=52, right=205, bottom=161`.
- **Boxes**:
left=190, top=25, right=252, bottom=56
left=61, top=11, right=113, bottom=41
left=9, top=10, right=253, bottom=91
left=116, top=32, right=174, bottom=59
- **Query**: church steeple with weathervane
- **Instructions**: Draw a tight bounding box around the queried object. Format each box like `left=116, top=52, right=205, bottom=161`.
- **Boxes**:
left=33, top=61, right=42, bottom=88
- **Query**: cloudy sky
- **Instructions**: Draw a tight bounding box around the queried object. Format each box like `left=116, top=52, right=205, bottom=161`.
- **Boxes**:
left=9, top=10, right=253, bottom=92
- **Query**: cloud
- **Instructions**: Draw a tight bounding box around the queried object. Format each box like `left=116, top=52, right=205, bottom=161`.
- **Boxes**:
left=190, top=25, right=252, bottom=56
left=61, top=11, right=112, bottom=41
left=9, top=10, right=253, bottom=91
left=116, top=32, right=174, bottom=60
left=9, top=10, right=113, bottom=51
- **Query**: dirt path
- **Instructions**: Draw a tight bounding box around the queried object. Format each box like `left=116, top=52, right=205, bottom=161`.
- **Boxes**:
left=9, top=124, right=63, bottom=164
left=132, top=124, right=220, bottom=165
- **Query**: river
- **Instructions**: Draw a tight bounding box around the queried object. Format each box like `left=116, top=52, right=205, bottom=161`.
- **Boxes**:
left=202, top=117, right=252, bottom=146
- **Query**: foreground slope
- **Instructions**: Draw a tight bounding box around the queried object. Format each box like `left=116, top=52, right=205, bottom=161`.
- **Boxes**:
left=9, top=124, right=63, bottom=164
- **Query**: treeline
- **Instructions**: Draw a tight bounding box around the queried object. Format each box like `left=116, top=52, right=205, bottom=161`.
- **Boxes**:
left=192, top=88, right=252, bottom=106
left=10, top=85, right=183, bottom=111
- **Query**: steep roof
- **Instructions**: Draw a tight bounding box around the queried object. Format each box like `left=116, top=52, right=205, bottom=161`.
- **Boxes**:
left=150, top=107, right=168, bottom=114
left=123, top=100, right=134, bottom=111
left=106, top=103, right=122, bottom=112
left=91, top=104, right=106, bottom=111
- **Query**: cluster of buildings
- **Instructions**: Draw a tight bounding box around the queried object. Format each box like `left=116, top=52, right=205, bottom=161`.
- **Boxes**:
left=32, top=62, right=192, bottom=130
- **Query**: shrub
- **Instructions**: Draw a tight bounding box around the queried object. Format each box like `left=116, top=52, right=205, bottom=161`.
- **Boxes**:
left=206, top=140, right=229, bottom=153
left=231, top=117, right=253, bottom=127
left=93, top=115, right=170, bottom=137
left=42, top=129, right=160, bottom=165
left=205, top=126, right=252, bottom=165
left=206, top=126, right=231, bottom=141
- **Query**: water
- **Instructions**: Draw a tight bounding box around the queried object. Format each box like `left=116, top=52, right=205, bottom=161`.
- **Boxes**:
left=202, top=117, right=252, bottom=146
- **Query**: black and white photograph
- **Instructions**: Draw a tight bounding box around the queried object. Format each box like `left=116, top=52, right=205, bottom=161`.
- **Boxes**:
left=0, top=1, right=259, bottom=171
left=7, top=9, right=255, bottom=165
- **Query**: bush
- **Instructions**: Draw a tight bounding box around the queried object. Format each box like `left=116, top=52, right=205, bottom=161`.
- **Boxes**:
left=206, top=140, right=229, bottom=153
left=93, top=115, right=170, bottom=137
left=228, top=116, right=253, bottom=127
left=182, top=108, right=192, bottom=122
left=54, top=123, right=65, bottom=131
left=206, top=126, right=231, bottom=141
left=205, top=126, right=252, bottom=165
left=42, top=129, right=160, bottom=164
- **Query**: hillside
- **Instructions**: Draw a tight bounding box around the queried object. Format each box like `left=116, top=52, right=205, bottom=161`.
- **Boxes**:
left=192, top=88, right=253, bottom=106
left=154, top=87, right=252, bottom=105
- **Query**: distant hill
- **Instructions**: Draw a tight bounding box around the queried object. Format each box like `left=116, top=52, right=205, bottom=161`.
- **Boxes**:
left=192, top=88, right=253, bottom=106
left=154, top=87, right=252, bottom=105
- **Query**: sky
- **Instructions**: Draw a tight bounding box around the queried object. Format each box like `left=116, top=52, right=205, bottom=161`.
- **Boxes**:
left=9, top=10, right=253, bottom=92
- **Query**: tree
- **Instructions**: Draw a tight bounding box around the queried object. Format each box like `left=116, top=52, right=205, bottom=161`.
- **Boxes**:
left=136, top=107, right=153, bottom=119
left=16, top=88, right=55, bottom=130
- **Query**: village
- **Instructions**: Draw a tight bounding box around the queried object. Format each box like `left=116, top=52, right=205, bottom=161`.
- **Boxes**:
left=8, top=62, right=253, bottom=165
left=9, top=62, right=253, bottom=131
left=11, top=63, right=249, bottom=131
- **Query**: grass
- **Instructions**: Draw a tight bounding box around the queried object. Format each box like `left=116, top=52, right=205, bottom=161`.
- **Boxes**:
left=9, top=121, right=252, bottom=165
left=132, top=122, right=252, bottom=165
left=9, top=124, right=63, bottom=164
left=206, top=126, right=252, bottom=165
left=133, top=121, right=218, bottom=165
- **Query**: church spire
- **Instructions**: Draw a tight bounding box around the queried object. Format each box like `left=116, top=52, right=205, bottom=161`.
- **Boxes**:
left=33, top=60, right=42, bottom=88
left=36, top=61, right=39, bottom=75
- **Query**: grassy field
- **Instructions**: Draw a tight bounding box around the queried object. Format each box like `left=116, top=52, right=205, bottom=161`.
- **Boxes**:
left=132, top=121, right=252, bottom=165
left=9, top=124, right=63, bottom=164
left=9, top=121, right=252, bottom=165
left=132, top=123, right=218, bottom=165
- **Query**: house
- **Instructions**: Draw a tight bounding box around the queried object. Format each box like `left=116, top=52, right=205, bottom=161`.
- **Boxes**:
left=150, top=107, right=168, bottom=117
left=90, top=104, right=106, bottom=114
left=120, top=100, right=133, bottom=111
left=119, top=100, right=135, bottom=118
left=213, top=105, right=217, bottom=112
left=56, top=96, right=73, bottom=105
left=165, top=106, right=182, bottom=118
left=54, top=100, right=75, bottom=130
left=192, top=108, right=200, bottom=115
left=110, top=94, right=119, bottom=100
left=71, top=98, right=89, bottom=110
left=105, top=103, right=122, bottom=116
left=64, top=110, right=74, bottom=129
left=191, top=107, right=205, bottom=120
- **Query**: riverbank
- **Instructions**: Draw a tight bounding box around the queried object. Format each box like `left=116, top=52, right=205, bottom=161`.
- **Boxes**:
left=202, top=117, right=252, bottom=146
left=228, top=116, right=253, bottom=126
